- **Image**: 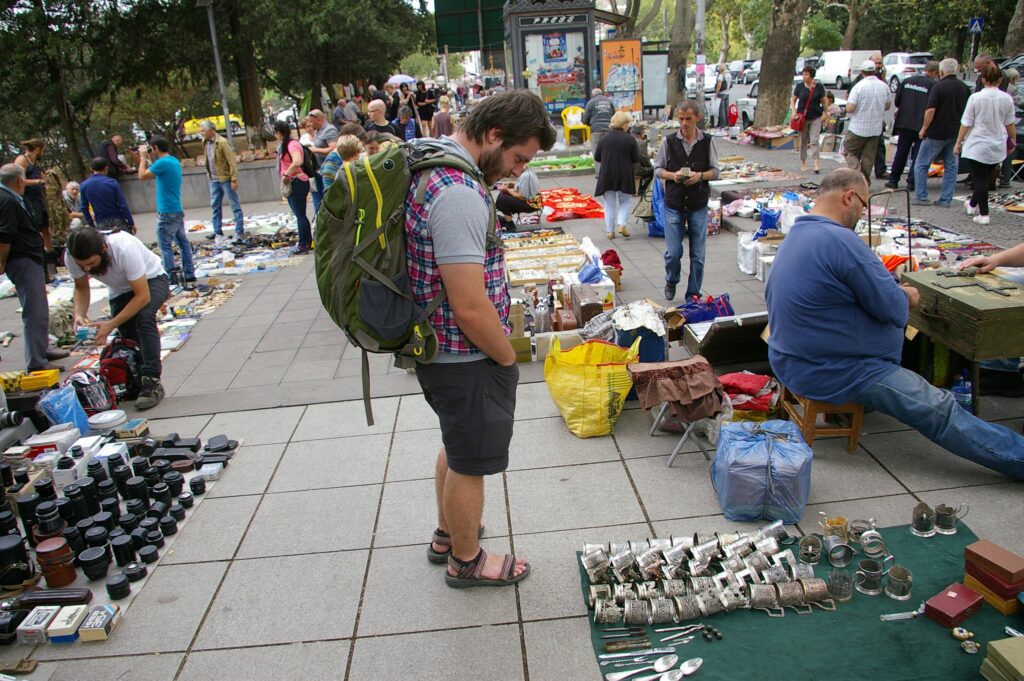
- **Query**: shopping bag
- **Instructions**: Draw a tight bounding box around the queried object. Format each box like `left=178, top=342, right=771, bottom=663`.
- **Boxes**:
left=711, top=420, right=813, bottom=523
left=544, top=337, right=641, bottom=438
left=678, top=294, right=734, bottom=324
left=648, top=179, right=666, bottom=237
left=790, top=112, right=806, bottom=132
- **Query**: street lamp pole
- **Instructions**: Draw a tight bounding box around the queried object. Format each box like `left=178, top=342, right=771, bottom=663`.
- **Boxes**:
left=196, top=0, right=236, bottom=150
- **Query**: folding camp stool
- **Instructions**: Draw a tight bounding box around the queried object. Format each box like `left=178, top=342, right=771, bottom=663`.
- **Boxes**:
left=649, top=403, right=713, bottom=467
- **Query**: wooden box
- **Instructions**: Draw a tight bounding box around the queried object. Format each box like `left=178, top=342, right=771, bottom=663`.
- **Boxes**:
left=901, top=270, right=1024, bottom=361
left=680, top=312, right=770, bottom=365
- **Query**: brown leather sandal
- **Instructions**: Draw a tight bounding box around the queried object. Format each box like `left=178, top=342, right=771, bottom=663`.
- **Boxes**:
left=426, top=526, right=485, bottom=564
left=445, top=548, right=530, bottom=588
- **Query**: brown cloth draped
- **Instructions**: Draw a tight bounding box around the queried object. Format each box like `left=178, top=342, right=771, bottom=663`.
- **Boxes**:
left=627, top=357, right=725, bottom=423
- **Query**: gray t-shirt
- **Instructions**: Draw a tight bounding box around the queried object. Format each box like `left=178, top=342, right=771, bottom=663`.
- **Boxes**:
left=423, top=137, right=492, bottom=363
left=312, top=122, right=339, bottom=163
left=515, top=168, right=540, bottom=199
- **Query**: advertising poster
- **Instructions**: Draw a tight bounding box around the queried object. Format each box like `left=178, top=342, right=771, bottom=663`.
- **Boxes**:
left=600, top=39, right=643, bottom=112
left=525, top=30, right=587, bottom=115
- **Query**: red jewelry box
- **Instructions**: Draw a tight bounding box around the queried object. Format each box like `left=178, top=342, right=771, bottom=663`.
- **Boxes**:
left=965, top=560, right=1024, bottom=599
left=925, top=582, right=984, bottom=628
left=964, top=540, right=1024, bottom=584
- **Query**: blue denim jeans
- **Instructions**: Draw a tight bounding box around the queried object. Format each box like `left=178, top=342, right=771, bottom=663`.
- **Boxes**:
left=914, top=137, right=958, bottom=204
left=210, top=180, right=245, bottom=237
left=856, top=366, right=1024, bottom=480
left=663, top=205, right=708, bottom=299
left=311, top=173, right=325, bottom=216
left=156, top=211, right=195, bottom=279
left=287, top=178, right=312, bottom=246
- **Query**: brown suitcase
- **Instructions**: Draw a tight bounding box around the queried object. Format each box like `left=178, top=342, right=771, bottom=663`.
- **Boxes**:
left=552, top=309, right=578, bottom=331
left=571, top=284, right=603, bottom=326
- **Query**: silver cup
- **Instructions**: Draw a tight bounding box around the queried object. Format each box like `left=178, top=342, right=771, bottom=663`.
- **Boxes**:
left=822, top=535, right=855, bottom=568
left=884, top=564, right=913, bottom=601
left=854, top=557, right=894, bottom=596
left=934, top=504, right=969, bottom=535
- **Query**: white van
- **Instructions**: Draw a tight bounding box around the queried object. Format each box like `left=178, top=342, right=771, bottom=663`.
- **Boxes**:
left=816, top=50, right=878, bottom=90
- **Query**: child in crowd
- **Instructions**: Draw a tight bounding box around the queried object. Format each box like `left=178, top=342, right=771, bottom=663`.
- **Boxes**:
left=821, top=92, right=842, bottom=134
left=320, top=135, right=364, bottom=192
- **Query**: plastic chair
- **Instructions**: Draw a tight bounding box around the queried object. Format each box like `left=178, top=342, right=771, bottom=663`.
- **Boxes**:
left=561, top=106, right=590, bottom=146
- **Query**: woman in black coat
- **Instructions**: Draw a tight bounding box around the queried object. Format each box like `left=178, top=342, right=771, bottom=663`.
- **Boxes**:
left=594, top=111, right=639, bottom=238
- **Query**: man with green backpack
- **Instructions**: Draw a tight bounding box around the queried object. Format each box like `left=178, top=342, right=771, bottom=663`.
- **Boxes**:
left=314, top=90, right=555, bottom=588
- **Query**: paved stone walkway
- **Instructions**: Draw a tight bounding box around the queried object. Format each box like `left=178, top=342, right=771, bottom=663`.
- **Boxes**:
left=0, top=136, right=1019, bottom=680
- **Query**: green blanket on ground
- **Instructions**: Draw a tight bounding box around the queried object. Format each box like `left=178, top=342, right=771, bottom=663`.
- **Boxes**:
left=578, top=523, right=1015, bottom=680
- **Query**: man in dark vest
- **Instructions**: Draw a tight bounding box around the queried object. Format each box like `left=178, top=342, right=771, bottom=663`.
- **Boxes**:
left=653, top=100, right=720, bottom=300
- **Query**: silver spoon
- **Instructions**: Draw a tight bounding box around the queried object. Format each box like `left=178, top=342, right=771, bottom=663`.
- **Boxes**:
left=680, top=657, right=704, bottom=677
left=605, top=654, right=679, bottom=681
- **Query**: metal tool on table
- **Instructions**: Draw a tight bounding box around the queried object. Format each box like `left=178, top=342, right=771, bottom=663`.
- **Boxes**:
left=604, top=654, right=679, bottom=681
left=880, top=602, right=925, bottom=621
left=602, top=629, right=647, bottom=639
left=660, top=633, right=696, bottom=644
left=1006, top=626, right=1023, bottom=637
left=598, top=648, right=676, bottom=661
left=932, top=277, right=1017, bottom=296
left=604, top=637, right=653, bottom=652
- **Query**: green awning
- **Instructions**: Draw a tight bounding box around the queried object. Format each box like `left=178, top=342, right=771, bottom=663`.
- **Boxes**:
left=434, top=0, right=505, bottom=53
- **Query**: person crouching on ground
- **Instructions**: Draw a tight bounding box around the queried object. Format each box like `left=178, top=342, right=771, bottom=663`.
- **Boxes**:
left=766, top=167, right=1024, bottom=480
left=66, top=227, right=170, bottom=410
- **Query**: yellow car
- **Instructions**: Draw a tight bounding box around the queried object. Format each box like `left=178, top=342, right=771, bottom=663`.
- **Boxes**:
left=181, top=113, right=243, bottom=137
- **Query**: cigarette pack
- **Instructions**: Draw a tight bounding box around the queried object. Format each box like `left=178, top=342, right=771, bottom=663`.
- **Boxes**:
left=78, top=605, right=121, bottom=641
left=115, top=419, right=150, bottom=440
left=15, top=606, right=60, bottom=645
left=46, top=605, right=89, bottom=643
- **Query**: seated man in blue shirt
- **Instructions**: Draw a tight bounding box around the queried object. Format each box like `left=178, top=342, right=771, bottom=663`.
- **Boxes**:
left=79, top=157, right=135, bottom=234
left=766, top=168, right=1024, bottom=480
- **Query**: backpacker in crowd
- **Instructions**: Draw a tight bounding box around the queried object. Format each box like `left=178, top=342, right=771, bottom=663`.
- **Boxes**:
left=99, top=337, right=143, bottom=401
left=314, top=139, right=497, bottom=425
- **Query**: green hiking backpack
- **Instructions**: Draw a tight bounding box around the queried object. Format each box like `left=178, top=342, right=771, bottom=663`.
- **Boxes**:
left=314, top=139, right=498, bottom=425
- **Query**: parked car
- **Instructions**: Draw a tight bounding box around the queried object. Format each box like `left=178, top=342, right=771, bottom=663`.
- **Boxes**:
left=1000, top=53, right=1024, bottom=72
left=816, top=50, right=878, bottom=90
left=743, top=59, right=761, bottom=84
left=181, top=113, right=243, bottom=138
left=737, top=80, right=846, bottom=129
left=883, top=52, right=934, bottom=92
left=795, top=55, right=822, bottom=75
left=684, top=66, right=718, bottom=99
left=728, top=60, right=745, bottom=81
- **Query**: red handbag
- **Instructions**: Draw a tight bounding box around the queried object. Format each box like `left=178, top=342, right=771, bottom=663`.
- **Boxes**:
left=790, top=111, right=806, bottom=132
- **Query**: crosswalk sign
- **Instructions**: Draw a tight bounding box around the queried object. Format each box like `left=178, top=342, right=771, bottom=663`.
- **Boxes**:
left=969, top=17, right=984, bottom=34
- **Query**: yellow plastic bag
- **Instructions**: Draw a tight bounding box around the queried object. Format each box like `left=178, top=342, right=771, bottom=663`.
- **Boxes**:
left=544, top=337, right=641, bottom=438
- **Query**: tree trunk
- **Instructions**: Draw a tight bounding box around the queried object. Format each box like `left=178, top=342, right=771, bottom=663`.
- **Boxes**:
left=753, top=0, right=810, bottom=127
left=667, top=0, right=694, bottom=110
left=840, top=6, right=860, bottom=49
left=1006, top=0, right=1024, bottom=56
left=719, top=13, right=731, bottom=65
left=955, top=30, right=967, bottom=63
left=32, top=0, right=85, bottom=178
left=227, top=1, right=263, bottom=149
left=635, top=0, right=664, bottom=36
left=739, top=11, right=756, bottom=60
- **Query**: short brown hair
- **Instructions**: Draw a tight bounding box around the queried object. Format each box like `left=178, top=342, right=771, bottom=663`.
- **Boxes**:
left=980, top=62, right=1003, bottom=86
left=21, top=138, right=46, bottom=152
left=336, top=135, right=363, bottom=161
left=338, top=123, right=367, bottom=142
left=460, top=90, right=556, bottom=151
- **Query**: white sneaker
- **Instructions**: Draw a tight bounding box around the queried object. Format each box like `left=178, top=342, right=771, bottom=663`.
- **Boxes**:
left=964, top=200, right=978, bottom=216
left=973, top=215, right=990, bottom=225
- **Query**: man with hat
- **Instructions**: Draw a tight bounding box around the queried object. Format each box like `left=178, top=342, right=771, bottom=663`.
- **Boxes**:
left=843, top=59, right=892, bottom=182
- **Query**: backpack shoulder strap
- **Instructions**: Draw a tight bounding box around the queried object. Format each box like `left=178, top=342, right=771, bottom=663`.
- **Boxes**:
left=408, top=151, right=499, bottom=248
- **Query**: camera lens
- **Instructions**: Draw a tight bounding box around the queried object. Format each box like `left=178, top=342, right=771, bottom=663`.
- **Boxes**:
left=79, top=546, right=109, bottom=580
left=54, top=497, right=75, bottom=523
left=61, top=526, right=85, bottom=566
left=34, top=501, right=65, bottom=537
left=158, top=516, right=177, bottom=536
left=106, top=572, right=131, bottom=600
left=177, top=492, right=194, bottom=509
left=77, top=476, right=100, bottom=515
left=119, top=513, right=139, bottom=532
left=138, top=544, right=159, bottom=564
left=146, top=501, right=169, bottom=519
left=0, top=410, right=24, bottom=428
left=0, top=510, right=18, bottom=536
left=189, top=477, right=206, bottom=496
left=100, top=497, right=120, bottom=515
left=162, top=472, right=183, bottom=497
left=33, top=477, right=57, bottom=501
left=111, top=534, right=136, bottom=567
left=64, top=483, right=89, bottom=522
left=109, top=527, right=125, bottom=540
left=130, top=457, right=148, bottom=478
left=152, top=460, right=171, bottom=477
left=98, top=480, right=118, bottom=500
left=69, top=445, right=84, bottom=459
left=130, top=527, right=148, bottom=551
left=145, top=530, right=164, bottom=549
left=75, top=517, right=95, bottom=535
left=15, top=493, right=40, bottom=545
left=169, top=503, right=186, bottom=522
left=13, top=468, right=29, bottom=485
left=122, top=561, right=147, bottom=582
left=143, top=467, right=160, bottom=488
left=151, top=483, right=171, bottom=506
left=138, top=517, right=159, bottom=533
left=0, top=464, right=12, bottom=487
left=125, top=499, right=145, bottom=517
left=125, top=477, right=149, bottom=507
left=92, top=511, right=115, bottom=532
left=86, top=461, right=107, bottom=484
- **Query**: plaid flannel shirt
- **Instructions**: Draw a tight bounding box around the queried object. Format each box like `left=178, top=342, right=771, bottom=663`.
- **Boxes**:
left=405, top=166, right=510, bottom=355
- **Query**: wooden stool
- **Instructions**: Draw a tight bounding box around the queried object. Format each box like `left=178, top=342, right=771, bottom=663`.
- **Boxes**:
left=780, top=387, right=864, bottom=453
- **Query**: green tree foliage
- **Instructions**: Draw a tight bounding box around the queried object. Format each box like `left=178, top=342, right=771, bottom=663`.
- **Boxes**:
left=802, top=12, right=843, bottom=52
left=400, top=52, right=442, bottom=79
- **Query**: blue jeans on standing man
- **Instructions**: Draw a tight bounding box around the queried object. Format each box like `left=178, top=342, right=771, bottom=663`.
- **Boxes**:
left=856, top=366, right=1024, bottom=480
left=663, top=205, right=708, bottom=299
left=310, top=173, right=325, bottom=216
left=914, top=137, right=958, bottom=205
left=287, top=178, right=312, bottom=247
left=210, top=180, right=245, bottom=238
left=156, top=211, right=196, bottom=280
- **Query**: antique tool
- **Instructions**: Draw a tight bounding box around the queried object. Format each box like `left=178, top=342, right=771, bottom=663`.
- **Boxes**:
left=604, top=654, right=678, bottom=681
left=1006, top=626, right=1023, bottom=637
left=880, top=602, right=925, bottom=621
left=602, top=631, right=646, bottom=639
left=936, top=267, right=979, bottom=278
left=654, top=624, right=704, bottom=634
left=604, top=637, right=654, bottom=653
left=660, top=633, right=696, bottom=644
left=598, top=648, right=676, bottom=661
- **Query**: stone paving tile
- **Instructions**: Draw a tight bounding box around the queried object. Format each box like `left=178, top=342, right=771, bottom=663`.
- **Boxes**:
left=802, top=493, right=920, bottom=534
left=387, top=428, right=444, bottom=482
left=625, top=452, right=721, bottom=521
left=207, top=443, right=285, bottom=498
left=194, top=551, right=367, bottom=648
left=374, top=475, right=508, bottom=548
left=394, top=392, right=440, bottom=432
left=269, top=434, right=391, bottom=492
left=33, top=562, right=227, bottom=659
left=230, top=365, right=289, bottom=389
left=177, top=641, right=348, bottom=681
left=147, top=414, right=213, bottom=437
left=176, top=370, right=241, bottom=396
left=237, top=485, right=380, bottom=557
left=200, top=406, right=306, bottom=445
left=514, top=523, right=649, bottom=620
left=524, top=617, right=598, bottom=681
left=804, top=438, right=907, bottom=504
left=31, top=654, right=184, bottom=681
left=161, top=356, right=202, bottom=378
left=613, top=407, right=703, bottom=459
left=348, top=624, right=523, bottom=681
left=241, top=348, right=297, bottom=370
left=280, top=359, right=342, bottom=382
left=507, top=461, right=645, bottom=534
left=163, top=495, right=260, bottom=564
left=507, top=416, right=621, bottom=470
left=291, top=397, right=399, bottom=440
left=357, top=541, right=518, bottom=636
left=861, top=430, right=1012, bottom=492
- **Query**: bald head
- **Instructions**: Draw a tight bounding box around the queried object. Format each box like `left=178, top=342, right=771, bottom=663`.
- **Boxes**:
left=367, top=99, right=387, bottom=123
left=812, top=168, right=869, bottom=229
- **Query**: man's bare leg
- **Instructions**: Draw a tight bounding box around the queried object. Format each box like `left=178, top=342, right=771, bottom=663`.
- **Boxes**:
left=445, top=469, right=526, bottom=579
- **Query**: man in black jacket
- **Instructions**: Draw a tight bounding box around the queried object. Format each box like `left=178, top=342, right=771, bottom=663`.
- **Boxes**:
left=0, top=164, right=64, bottom=372
left=887, top=61, right=938, bottom=191
left=652, top=101, right=720, bottom=301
